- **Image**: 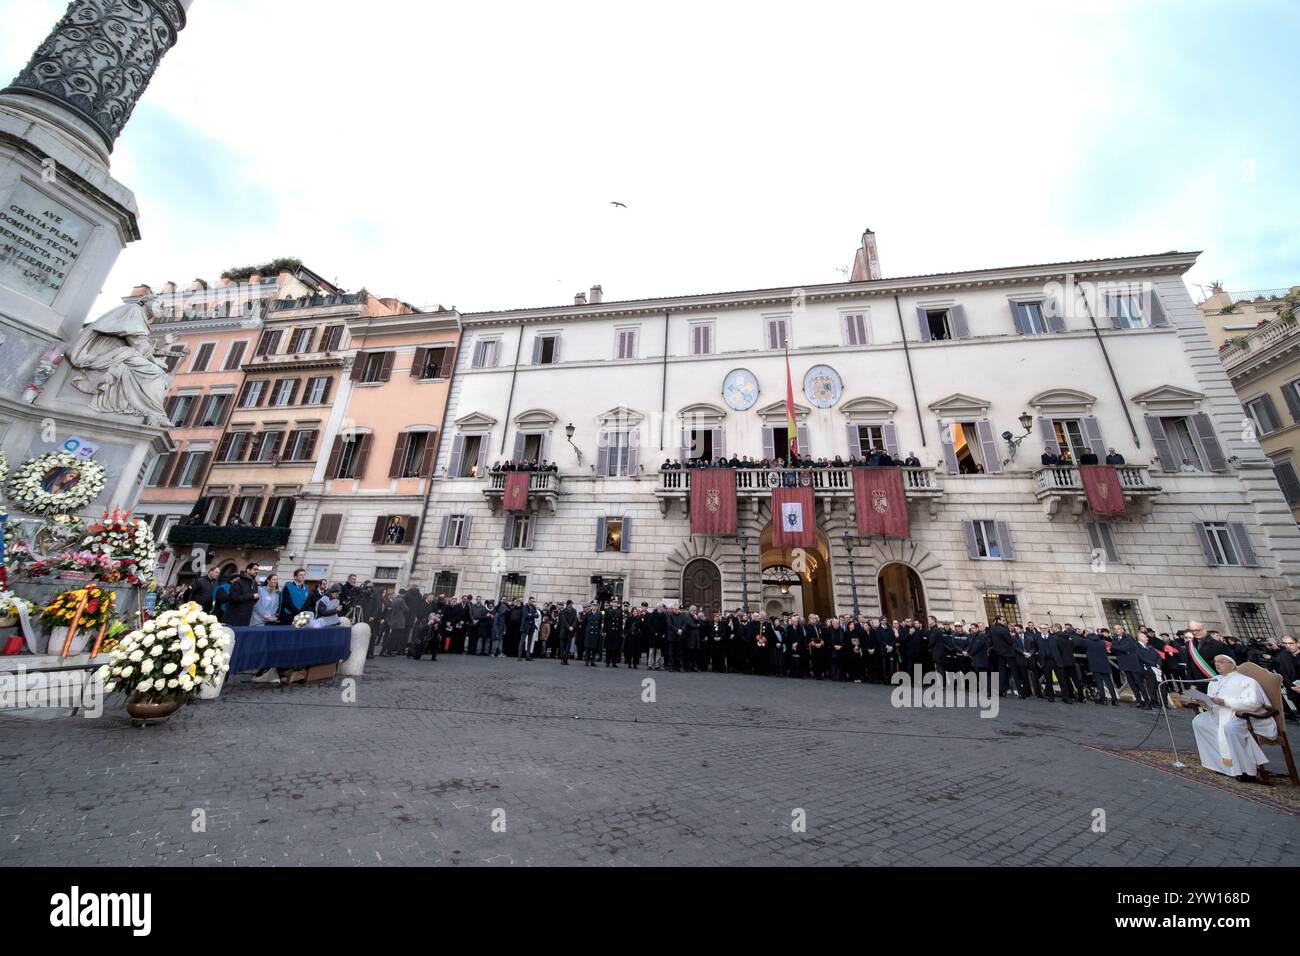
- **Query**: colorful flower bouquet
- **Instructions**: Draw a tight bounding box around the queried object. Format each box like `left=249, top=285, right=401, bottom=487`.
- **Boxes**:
left=76, top=509, right=158, bottom=587
left=40, top=584, right=117, bottom=633
left=96, top=603, right=231, bottom=704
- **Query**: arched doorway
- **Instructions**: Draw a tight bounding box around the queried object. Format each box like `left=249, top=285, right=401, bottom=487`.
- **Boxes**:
left=759, top=523, right=834, bottom=618
left=682, top=558, right=722, bottom=614
left=877, top=562, right=926, bottom=621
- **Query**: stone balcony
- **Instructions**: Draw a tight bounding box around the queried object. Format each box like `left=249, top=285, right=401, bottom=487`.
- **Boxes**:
left=1031, top=465, right=1161, bottom=516
left=483, top=470, right=561, bottom=514
left=1219, top=313, right=1298, bottom=374
left=655, top=466, right=943, bottom=517
left=166, top=523, right=292, bottom=548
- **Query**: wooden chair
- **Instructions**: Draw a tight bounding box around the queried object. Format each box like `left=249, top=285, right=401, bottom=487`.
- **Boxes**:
left=1238, top=662, right=1300, bottom=786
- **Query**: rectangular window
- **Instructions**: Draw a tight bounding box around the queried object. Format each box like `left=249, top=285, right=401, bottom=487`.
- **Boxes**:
left=597, top=576, right=626, bottom=603
left=289, top=327, right=314, bottom=353
left=223, top=340, right=247, bottom=370
left=176, top=451, right=207, bottom=488
left=1110, top=293, right=1148, bottom=329
left=456, top=435, right=483, bottom=478
left=602, top=430, right=632, bottom=476
left=616, top=327, right=639, bottom=359
left=432, top=570, right=459, bottom=598
left=971, top=520, right=1004, bottom=559
left=604, top=517, right=624, bottom=553
left=303, top=376, right=329, bottom=405
left=252, top=430, right=282, bottom=462
left=1273, top=460, right=1300, bottom=505
left=951, top=421, right=988, bottom=473
left=1101, top=597, right=1144, bottom=634
left=195, top=393, right=229, bottom=427
left=200, top=496, right=226, bottom=524
left=221, top=432, right=251, bottom=463
left=690, top=323, right=714, bottom=356
left=168, top=394, right=197, bottom=427
left=314, top=513, right=342, bottom=545
left=321, top=325, right=345, bottom=352
left=686, top=429, right=714, bottom=463
left=238, top=380, right=265, bottom=408
left=230, top=495, right=260, bottom=524
left=507, top=514, right=531, bottom=549
left=766, top=317, right=789, bottom=350
left=533, top=334, right=559, bottom=365
left=336, top=436, right=362, bottom=479
left=256, top=329, right=283, bottom=356
left=856, top=425, right=885, bottom=459
left=843, top=312, right=868, bottom=346
left=446, top=514, right=468, bottom=548
left=399, top=432, right=429, bottom=478
left=1162, top=417, right=1203, bottom=471
left=1245, top=396, right=1282, bottom=436
left=284, top=429, right=318, bottom=461
left=261, top=496, right=295, bottom=528
left=375, top=515, right=418, bottom=545
left=1087, top=521, right=1120, bottom=564
left=374, top=565, right=402, bottom=581
left=471, top=338, right=500, bottom=368
left=417, top=347, right=450, bottom=379
left=981, top=592, right=1021, bottom=626
left=190, top=343, right=214, bottom=373
left=1202, top=522, right=1239, bottom=566
left=926, top=309, right=953, bottom=341
left=1225, top=601, right=1276, bottom=642
left=270, top=378, right=297, bottom=407
left=361, top=352, right=388, bottom=383
left=1011, top=300, right=1050, bottom=335
left=499, top=573, right=527, bottom=603
left=1052, top=419, right=1089, bottom=462
left=144, top=453, right=171, bottom=487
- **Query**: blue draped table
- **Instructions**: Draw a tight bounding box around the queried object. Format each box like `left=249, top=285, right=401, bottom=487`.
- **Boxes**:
left=226, top=625, right=352, bottom=673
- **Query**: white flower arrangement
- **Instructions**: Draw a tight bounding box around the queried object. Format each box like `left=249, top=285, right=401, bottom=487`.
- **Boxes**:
left=95, top=602, right=231, bottom=703
left=0, top=589, right=35, bottom=622
left=292, top=611, right=313, bottom=629
left=0, top=448, right=7, bottom=486
left=5, top=451, right=106, bottom=516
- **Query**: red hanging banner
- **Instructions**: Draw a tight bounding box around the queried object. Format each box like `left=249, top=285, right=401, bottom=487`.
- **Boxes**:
left=1080, top=465, right=1127, bottom=516
left=853, top=467, right=911, bottom=538
left=690, top=468, right=737, bottom=535
left=503, top=471, right=531, bottom=512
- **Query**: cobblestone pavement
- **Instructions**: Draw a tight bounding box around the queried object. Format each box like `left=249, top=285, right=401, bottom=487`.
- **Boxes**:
left=0, top=655, right=1295, bottom=866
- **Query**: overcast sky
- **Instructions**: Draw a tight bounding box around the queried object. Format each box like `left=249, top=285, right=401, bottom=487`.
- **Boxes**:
left=4, top=0, right=1298, bottom=318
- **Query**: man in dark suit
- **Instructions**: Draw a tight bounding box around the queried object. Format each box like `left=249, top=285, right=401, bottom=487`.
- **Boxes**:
left=965, top=625, right=990, bottom=675
left=926, top=616, right=948, bottom=677
left=1040, top=449, right=1059, bottom=466
left=1105, top=448, right=1126, bottom=465
left=1079, top=449, right=1100, bottom=465
left=1085, top=628, right=1119, bottom=705
left=557, top=600, right=578, bottom=665
left=223, top=563, right=259, bottom=627
left=1020, top=623, right=1046, bottom=699
left=988, top=616, right=1023, bottom=698
left=1111, top=626, right=1151, bottom=709
left=1047, top=625, right=1077, bottom=703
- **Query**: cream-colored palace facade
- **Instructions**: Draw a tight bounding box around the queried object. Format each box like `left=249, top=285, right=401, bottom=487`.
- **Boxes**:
left=400, top=252, right=1299, bottom=640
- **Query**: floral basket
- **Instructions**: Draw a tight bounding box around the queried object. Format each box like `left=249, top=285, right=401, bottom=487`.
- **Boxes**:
left=96, top=602, right=231, bottom=706
left=292, top=611, right=313, bottom=629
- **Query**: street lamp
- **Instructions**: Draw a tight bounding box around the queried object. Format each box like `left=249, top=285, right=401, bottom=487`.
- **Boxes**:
left=842, top=532, right=860, bottom=616
left=1001, top=410, right=1035, bottom=463
left=564, top=422, right=584, bottom=465
left=738, top=530, right=751, bottom=613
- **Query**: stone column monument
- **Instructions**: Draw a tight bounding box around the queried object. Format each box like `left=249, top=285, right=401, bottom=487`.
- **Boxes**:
left=0, top=1, right=193, bottom=513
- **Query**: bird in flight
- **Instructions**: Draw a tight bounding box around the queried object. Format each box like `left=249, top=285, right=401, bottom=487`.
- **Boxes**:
left=610, top=201, right=627, bottom=208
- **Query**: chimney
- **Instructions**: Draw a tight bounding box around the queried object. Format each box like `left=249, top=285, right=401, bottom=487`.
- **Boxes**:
left=849, top=228, right=883, bottom=281
left=589, top=284, right=603, bottom=304
left=574, top=291, right=587, bottom=305
left=162, top=281, right=177, bottom=294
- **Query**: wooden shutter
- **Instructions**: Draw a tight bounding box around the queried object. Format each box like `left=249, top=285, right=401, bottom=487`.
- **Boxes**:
left=679, top=428, right=691, bottom=463
left=1148, top=291, right=1170, bottom=327
left=963, top=521, right=980, bottom=559
left=1045, top=299, right=1066, bottom=334
left=994, top=520, right=1015, bottom=560
left=460, top=515, right=472, bottom=546
left=796, top=424, right=810, bottom=458
left=502, top=516, right=515, bottom=550
left=351, top=353, right=368, bottom=381
left=354, top=433, right=373, bottom=478
left=1144, top=415, right=1177, bottom=473
left=286, top=380, right=300, bottom=406
left=255, top=331, right=272, bottom=356
left=713, top=426, right=726, bottom=459
left=1010, top=301, right=1030, bottom=335
left=1273, top=461, right=1300, bottom=504
left=438, top=515, right=451, bottom=548
left=194, top=451, right=214, bottom=488
left=372, top=516, right=389, bottom=544
left=882, top=424, right=899, bottom=458
left=216, top=433, right=233, bottom=463
left=1189, top=413, right=1227, bottom=472
left=1038, top=418, right=1061, bottom=458
left=950, top=304, right=970, bottom=339
left=225, top=340, right=246, bottom=370
left=418, top=432, right=437, bottom=478
left=318, top=378, right=332, bottom=406
left=256, top=379, right=270, bottom=406
left=1257, top=394, right=1281, bottom=433
left=303, top=430, right=318, bottom=462
left=626, top=433, right=639, bottom=475
left=940, top=424, right=959, bottom=474
left=389, top=433, right=410, bottom=478
left=1081, top=415, right=1106, bottom=458
left=762, top=426, right=775, bottom=461
left=447, top=435, right=465, bottom=477
left=475, top=435, right=489, bottom=476
left=326, top=436, right=343, bottom=478
left=621, top=516, right=632, bottom=551
left=378, top=351, right=395, bottom=382
left=1194, top=523, right=1218, bottom=565
left=1282, top=381, right=1300, bottom=423
left=1227, top=522, right=1258, bottom=567
left=531, top=336, right=543, bottom=364
left=596, top=431, right=611, bottom=476
left=524, top=516, right=536, bottom=550
left=595, top=516, right=607, bottom=552
left=411, top=347, right=428, bottom=378
left=512, top=432, right=527, bottom=462
left=406, top=517, right=420, bottom=543
left=438, top=347, right=455, bottom=378
left=845, top=424, right=860, bottom=457
left=1087, top=522, right=1118, bottom=564
left=551, top=337, right=561, bottom=363
left=976, top=419, right=1001, bottom=473
left=182, top=396, right=201, bottom=428
left=915, top=306, right=932, bottom=342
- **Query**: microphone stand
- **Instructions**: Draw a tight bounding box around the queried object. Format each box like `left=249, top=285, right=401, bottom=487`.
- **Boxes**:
left=1155, top=674, right=1213, bottom=769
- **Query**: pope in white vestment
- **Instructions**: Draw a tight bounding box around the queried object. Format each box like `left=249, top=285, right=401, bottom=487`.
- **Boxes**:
left=1191, top=656, right=1274, bottom=779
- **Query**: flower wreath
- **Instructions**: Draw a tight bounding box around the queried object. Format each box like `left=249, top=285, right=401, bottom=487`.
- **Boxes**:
left=5, top=451, right=107, bottom=516
left=0, top=448, right=8, bottom=487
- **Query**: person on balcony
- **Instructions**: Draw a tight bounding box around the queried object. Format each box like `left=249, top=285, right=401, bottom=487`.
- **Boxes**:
left=1079, top=449, right=1100, bottom=465
left=1040, top=448, right=1060, bottom=466
left=1105, top=447, right=1126, bottom=465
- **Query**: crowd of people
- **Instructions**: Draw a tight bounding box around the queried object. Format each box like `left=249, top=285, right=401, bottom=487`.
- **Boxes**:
left=660, top=449, right=922, bottom=470
left=162, top=568, right=1300, bottom=726
left=488, top=459, right=560, bottom=473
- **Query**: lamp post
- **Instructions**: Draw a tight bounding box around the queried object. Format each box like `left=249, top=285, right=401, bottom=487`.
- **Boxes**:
left=1000, top=410, right=1035, bottom=464
left=738, top=531, right=751, bottom=613
left=564, top=422, right=584, bottom=466
left=842, top=533, right=860, bottom=617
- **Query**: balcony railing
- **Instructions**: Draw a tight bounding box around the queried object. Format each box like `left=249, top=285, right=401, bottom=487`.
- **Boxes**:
left=1220, top=314, right=1298, bottom=370
left=657, top=466, right=941, bottom=496
left=166, top=524, right=292, bottom=548
left=1031, top=465, right=1160, bottom=516
left=483, top=470, right=561, bottom=512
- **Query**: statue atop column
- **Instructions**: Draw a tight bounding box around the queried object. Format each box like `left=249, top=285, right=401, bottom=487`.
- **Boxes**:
left=2, top=0, right=190, bottom=154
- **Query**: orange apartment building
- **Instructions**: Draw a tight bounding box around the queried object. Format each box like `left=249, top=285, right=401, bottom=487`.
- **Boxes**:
left=136, top=264, right=339, bottom=584
left=283, top=307, right=462, bottom=590
left=167, top=288, right=418, bottom=579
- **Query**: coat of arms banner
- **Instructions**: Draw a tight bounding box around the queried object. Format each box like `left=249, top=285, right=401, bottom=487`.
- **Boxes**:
left=1080, top=464, right=1127, bottom=516
left=853, top=467, right=911, bottom=538
left=504, top=471, right=531, bottom=513
left=690, top=468, right=737, bottom=535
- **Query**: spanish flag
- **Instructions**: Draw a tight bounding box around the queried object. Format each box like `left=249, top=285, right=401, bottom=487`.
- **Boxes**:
left=784, top=346, right=799, bottom=458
